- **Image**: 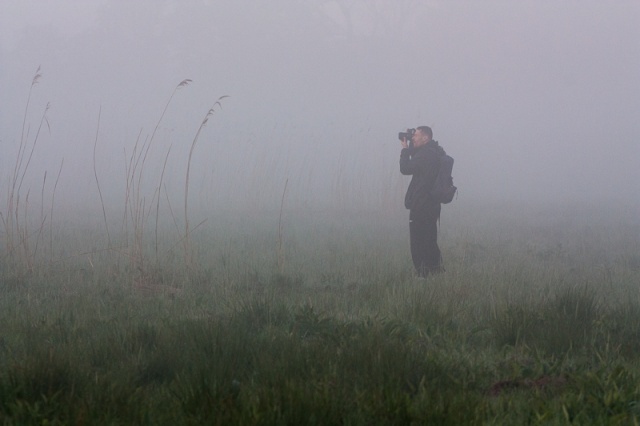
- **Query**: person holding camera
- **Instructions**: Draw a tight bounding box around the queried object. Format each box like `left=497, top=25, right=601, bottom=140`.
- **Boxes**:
left=399, top=126, right=445, bottom=278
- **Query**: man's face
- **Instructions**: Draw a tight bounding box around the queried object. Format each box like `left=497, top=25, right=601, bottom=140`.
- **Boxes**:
left=412, top=129, right=429, bottom=147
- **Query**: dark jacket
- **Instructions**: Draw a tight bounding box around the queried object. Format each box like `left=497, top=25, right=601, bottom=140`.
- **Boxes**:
left=400, top=140, right=445, bottom=213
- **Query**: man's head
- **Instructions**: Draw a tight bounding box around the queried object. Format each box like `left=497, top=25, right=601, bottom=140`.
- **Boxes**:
left=411, top=126, right=433, bottom=147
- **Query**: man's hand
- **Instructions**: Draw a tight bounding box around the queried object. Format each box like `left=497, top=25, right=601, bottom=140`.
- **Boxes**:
left=400, top=137, right=409, bottom=149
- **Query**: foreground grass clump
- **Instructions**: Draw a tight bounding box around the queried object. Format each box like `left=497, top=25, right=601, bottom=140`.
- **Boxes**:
left=1, top=204, right=639, bottom=424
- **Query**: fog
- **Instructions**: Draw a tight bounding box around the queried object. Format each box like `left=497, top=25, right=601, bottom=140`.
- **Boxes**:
left=2, top=0, right=639, bottom=220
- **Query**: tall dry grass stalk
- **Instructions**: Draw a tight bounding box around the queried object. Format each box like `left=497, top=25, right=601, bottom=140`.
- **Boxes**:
left=183, top=95, right=228, bottom=267
left=93, top=106, right=111, bottom=247
left=49, top=159, right=63, bottom=263
left=91, top=79, right=192, bottom=273
left=1, top=67, right=60, bottom=272
left=123, top=129, right=151, bottom=271
left=149, top=79, right=191, bottom=262
left=155, top=147, right=172, bottom=262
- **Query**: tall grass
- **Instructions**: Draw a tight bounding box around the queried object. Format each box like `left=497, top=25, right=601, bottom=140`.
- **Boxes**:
left=2, top=75, right=640, bottom=423
left=182, top=95, right=228, bottom=265
left=1, top=67, right=61, bottom=275
left=87, top=79, right=228, bottom=284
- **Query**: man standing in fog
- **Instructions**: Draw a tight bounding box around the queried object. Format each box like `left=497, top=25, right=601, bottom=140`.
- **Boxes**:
left=399, top=126, right=445, bottom=277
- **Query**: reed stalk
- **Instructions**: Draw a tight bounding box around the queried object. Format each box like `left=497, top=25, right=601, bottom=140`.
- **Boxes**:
left=183, top=95, right=228, bottom=266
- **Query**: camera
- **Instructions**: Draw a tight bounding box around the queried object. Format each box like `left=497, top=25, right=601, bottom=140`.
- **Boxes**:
left=398, top=128, right=416, bottom=141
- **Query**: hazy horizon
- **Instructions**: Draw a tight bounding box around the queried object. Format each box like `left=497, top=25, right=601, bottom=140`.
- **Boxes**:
left=2, top=0, right=639, bottom=218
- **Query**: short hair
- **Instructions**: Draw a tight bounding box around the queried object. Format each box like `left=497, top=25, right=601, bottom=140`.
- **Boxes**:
left=417, top=126, right=432, bottom=140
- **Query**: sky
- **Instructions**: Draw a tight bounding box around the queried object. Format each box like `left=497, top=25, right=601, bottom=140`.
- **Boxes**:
left=1, top=0, right=639, bottom=218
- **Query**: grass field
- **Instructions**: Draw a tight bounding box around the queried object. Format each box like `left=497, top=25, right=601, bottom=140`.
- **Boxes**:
left=1, top=200, right=639, bottom=424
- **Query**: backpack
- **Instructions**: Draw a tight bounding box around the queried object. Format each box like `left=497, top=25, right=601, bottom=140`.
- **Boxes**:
left=431, top=153, right=457, bottom=204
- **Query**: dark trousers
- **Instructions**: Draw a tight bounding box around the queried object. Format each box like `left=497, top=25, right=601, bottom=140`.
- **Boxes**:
left=409, top=205, right=442, bottom=277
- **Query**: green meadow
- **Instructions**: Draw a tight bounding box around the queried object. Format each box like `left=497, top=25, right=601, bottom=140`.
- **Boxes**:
left=1, top=199, right=639, bottom=425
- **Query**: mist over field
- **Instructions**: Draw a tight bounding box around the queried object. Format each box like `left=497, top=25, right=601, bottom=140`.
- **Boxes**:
left=2, top=0, right=638, bottom=221
left=3, top=2, right=640, bottom=422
